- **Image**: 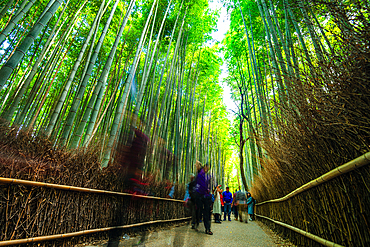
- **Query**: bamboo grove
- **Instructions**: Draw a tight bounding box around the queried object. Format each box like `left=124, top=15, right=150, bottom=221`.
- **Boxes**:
left=224, top=0, right=370, bottom=245
left=0, top=0, right=233, bottom=185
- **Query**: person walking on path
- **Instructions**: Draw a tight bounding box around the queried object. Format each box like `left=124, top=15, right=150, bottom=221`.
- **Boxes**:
left=213, top=185, right=222, bottom=223
left=232, top=190, right=238, bottom=220
left=220, top=189, right=224, bottom=219
left=236, top=188, right=247, bottom=223
left=194, top=162, right=213, bottom=235
left=222, top=187, right=233, bottom=221
left=184, top=174, right=196, bottom=229
left=247, top=192, right=256, bottom=221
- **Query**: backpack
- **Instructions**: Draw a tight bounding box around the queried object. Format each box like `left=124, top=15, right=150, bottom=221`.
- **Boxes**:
left=188, top=180, right=196, bottom=200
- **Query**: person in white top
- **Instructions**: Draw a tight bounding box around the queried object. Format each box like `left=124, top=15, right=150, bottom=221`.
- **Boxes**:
left=212, top=185, right=222, bottom=223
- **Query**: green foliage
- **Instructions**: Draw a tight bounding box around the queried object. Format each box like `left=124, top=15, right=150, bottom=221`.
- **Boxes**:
left=0, top=0, right=234, bottom=185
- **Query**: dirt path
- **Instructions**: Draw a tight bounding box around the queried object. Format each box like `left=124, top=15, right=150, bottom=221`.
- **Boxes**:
left=83, top=218, right=295, bottom=247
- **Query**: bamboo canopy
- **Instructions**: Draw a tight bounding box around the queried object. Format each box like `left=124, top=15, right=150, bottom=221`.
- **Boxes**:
left=257, top=151, right=370, bottom=205
left=1, top=0, right=370, bottom=245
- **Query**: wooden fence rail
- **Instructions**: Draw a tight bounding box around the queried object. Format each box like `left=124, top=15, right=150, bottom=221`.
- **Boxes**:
left=255, top=151, right=370, bottom=246
left=0, top=177, right=187, bottom=246
left=0, top=217, right=191, bottom=246
left=256, top=214, right=343, bottom=247
left=256, top=151, right=370, bottom=206
left=0, top=177, right=184, bottom=202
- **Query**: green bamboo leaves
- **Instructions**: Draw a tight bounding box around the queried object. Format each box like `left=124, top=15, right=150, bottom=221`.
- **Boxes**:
left=224, top=0, right=342, bottom=186
left=0, top=0, right=231, bottom=181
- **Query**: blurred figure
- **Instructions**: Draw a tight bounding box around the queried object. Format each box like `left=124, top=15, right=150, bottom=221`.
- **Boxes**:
left=194, top=162, right=213, bottom=235
left=212, top=185, right=222, bottom=223
left=167, top=183, right=175, bottom=198
left=127, top=129, right=149, bottom=195
left=115, top=128, right=150, bottom=195
left=232, top=190, right=238, bottom=220
left=220, top=188, right=224, bottom=219
left=108, top=128, right=149, bottom=247
left=236, top=187, right=247, bottom=223
left=247, top=192, right=256, bottom=221
left=184, top=173, right=197, bottom=228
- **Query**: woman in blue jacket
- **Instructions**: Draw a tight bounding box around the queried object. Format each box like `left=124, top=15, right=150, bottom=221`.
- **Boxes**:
left=246, top=192, right=256, bottom=221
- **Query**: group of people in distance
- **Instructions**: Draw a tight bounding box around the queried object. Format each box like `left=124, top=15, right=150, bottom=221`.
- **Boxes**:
left=183, top=161, right=256, bottom=235
left=233, top=188, right=256, bottom=222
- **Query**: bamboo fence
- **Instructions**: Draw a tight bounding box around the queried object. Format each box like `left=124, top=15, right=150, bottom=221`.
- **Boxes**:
left=0, top=217, right=191, bottom=246
left=0, top=111, right=188, bottom=246
left=256, top=214, right=344, bottom=247
left=255, top=152, right=370, bottom=246
left=0, top=173, right=187, bottom=246
left=257, top=151, right=370, bottom=205
left=0, top=178, right=187, bottom=246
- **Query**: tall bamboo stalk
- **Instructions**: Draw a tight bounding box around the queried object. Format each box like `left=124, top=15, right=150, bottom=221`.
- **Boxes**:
left=0, top=0, right=63, bottom=90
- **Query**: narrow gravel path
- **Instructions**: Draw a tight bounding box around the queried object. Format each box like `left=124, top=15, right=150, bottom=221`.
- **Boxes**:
left=84, top=219, right=279, bottom=247
left=139, top=219, right=277, bottom=247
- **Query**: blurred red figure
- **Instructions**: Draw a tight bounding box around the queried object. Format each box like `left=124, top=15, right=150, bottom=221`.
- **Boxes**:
left=128, top=129, right=149, bottom=195
left=115, top=128, right=150, bottom=196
